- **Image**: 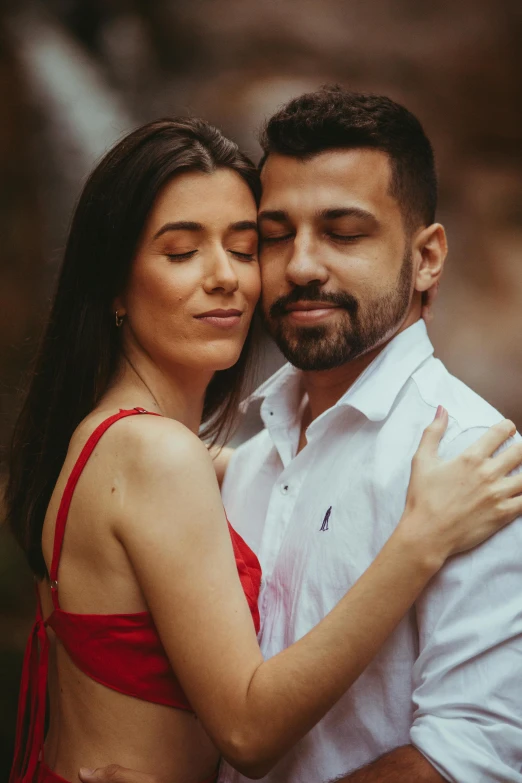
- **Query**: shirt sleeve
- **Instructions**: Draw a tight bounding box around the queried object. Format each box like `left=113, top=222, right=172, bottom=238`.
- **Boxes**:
left=410, top=427, right=522, bottom=782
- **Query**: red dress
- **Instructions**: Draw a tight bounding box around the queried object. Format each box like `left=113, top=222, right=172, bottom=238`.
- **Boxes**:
left=10, top=408, right=262, bottom=783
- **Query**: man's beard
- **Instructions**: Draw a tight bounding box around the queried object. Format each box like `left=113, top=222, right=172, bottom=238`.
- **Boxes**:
left=263, top=252, right=414, bottom=371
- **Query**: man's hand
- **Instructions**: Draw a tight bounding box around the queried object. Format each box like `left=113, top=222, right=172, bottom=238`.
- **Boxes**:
left=78, top=765, right=160, bottom=783
left=334, top=745, right=446, bottom=782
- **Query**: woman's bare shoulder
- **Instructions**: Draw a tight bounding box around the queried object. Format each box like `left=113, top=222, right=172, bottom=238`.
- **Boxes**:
left=94, top=415, right=226, bottom=545
left=102, top=412, right=212, bottom=474
left=65, top=410, right=221, bottom=546
left=69, top=410, right=214, bottom=494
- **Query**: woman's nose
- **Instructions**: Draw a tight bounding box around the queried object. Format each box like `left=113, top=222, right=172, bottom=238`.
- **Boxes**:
left=204, top=248, right=239, bottom=293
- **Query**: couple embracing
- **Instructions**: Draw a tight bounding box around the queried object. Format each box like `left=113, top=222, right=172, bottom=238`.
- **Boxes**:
left=7, top=86, right=522, bottom=783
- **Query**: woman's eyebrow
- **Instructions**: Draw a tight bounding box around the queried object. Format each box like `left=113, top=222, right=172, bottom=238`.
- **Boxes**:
left=153, top=221, right=203, bottom=240
left=153, top=220, right=258, bottom=240
left=229, top=220, right=258, bottom=232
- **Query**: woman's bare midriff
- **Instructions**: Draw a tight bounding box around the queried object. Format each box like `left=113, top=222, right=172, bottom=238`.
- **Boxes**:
left=44, top=640, right=220, bottom=783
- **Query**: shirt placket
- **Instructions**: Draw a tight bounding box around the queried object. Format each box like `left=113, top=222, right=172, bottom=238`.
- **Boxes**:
left=256, top=396, right=305, bottom=619
left=258, top=462, right=300, bottom=604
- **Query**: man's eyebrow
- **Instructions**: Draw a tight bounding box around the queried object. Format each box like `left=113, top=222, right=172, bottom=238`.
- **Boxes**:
left=318, top=207, right=378, bottom=224
left=257, top=210, right=289, bottom=224
left=258, top=208, right=378, bottom=225
left=153, top=221, right=203, bottom=240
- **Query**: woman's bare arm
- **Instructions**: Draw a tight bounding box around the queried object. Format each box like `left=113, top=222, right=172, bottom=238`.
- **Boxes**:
left=108, top=413, right=522, bottom=779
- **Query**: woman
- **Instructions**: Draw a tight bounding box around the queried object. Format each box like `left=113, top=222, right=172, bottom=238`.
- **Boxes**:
left=6, top=118, right=522, bottom=783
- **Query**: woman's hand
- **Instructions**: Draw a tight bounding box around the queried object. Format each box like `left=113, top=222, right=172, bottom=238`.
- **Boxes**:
left=399, top=407, right=522, bottom=565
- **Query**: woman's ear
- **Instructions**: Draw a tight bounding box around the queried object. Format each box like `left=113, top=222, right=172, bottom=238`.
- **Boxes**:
left=413, top=223, right=448, bottom=294
left=112, top=296, right=126, bottom=318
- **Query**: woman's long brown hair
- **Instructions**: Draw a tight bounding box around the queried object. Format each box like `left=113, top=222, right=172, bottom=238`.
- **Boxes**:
left=5, top=117, right=261, bottom=578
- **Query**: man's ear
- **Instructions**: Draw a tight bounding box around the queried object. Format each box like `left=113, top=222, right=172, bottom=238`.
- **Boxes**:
left=413, top=223, right=448, bottom=293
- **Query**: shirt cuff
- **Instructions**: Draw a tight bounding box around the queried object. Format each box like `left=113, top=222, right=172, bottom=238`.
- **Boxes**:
left=411, top=715, right=522, bottom=782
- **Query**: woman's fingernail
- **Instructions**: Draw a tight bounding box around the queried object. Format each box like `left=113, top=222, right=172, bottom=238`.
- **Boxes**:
left=79, top=770, right=94, bottom=778
left=435, top=405, right=444, bottom=419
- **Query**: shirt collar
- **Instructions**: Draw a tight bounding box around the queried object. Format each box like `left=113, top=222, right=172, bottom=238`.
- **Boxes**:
left=338, top=319, right=434, bottom=421
left=243, top=320, right=434, bottom=424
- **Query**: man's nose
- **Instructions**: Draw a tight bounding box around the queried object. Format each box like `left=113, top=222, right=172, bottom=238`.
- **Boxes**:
left=285, top=235, right=328, bottom=287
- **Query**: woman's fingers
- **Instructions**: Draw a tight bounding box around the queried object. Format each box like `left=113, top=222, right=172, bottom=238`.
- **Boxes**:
left=502, top=495, right=522, bottom=521
left=465, top=420, right=517, bottom=460
left=490, top=440, right=522, bottom=478
left=405, top=414, right=522, bottom=559
left=415, top=406, right=448, bottom=459
left=501, top=472, right=522, bottom=500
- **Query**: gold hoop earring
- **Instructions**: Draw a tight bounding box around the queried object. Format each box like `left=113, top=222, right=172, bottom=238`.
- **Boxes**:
left=115, top=310, right=125, bottom=328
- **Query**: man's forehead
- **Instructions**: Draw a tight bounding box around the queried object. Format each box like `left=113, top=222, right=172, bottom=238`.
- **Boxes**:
left=259, top=148, right=394, bottom=212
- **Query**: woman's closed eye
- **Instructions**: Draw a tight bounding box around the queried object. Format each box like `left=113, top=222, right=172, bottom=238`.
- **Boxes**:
left=166, top=248, right=256, bottom=262
left=230, top=249, right=257, bottom=261
left=167, top=250, right=197, bottom=261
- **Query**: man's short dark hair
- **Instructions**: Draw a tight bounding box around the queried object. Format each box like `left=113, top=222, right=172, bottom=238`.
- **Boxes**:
left=259, top=86, right=437, bottom=232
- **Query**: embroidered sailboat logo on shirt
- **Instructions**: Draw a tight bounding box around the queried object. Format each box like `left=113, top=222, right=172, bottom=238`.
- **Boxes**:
left=320, top=506, right=332, bottom=531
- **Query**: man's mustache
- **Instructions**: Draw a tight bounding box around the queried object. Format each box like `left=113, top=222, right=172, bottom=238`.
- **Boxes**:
left=268, top=285, right=359, bottom=320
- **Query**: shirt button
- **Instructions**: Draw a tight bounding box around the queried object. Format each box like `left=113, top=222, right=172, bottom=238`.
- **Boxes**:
left=280, top=483, right=289, bottom=495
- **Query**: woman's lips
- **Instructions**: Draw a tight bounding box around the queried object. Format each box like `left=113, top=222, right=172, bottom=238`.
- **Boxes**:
left=194, top=309, right=243, bottom=329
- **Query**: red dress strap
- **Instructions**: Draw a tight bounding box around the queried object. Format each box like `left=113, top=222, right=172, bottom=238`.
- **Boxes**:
left=49, top=408, right=160, bottom=609
left=9, top=588, right=49, bottom=783
left=9, top=408, right=160, bottom=783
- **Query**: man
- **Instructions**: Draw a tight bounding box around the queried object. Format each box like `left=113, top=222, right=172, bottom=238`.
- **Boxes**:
left=81, top=88, right=522, bottom=782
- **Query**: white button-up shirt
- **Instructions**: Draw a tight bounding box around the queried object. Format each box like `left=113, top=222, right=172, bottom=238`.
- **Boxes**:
left=219, top=320, right=522, bottom=783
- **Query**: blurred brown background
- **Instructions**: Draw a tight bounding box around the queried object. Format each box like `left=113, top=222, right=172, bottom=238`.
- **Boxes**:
left=1, top=0, right=521, bottom=777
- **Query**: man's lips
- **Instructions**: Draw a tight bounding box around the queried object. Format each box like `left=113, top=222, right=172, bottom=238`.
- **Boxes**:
left=285, top=302, right=340, bottom=312
left=283, top=301, right=341, bottom=324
